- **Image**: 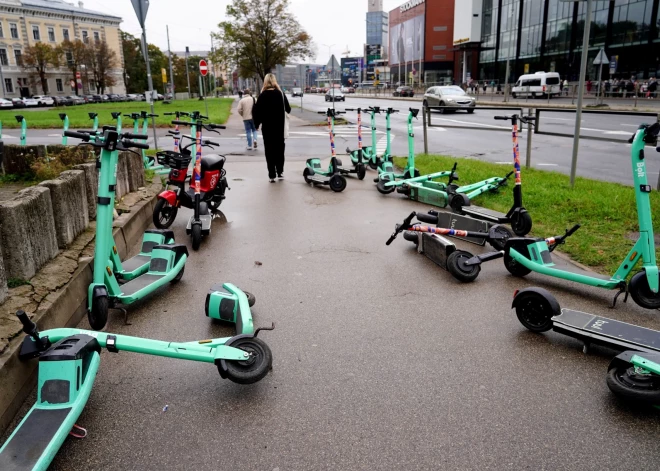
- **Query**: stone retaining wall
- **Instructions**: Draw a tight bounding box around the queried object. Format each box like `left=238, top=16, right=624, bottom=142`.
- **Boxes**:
left=73, top=162, right=98, bottom=221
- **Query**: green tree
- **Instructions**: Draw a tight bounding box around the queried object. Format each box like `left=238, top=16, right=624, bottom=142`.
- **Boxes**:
left=22, top=42, right=62, bottom=94
left=59, top=39, right=87, bottom=95
left=121, top=31, right=169, bottom=93
left=84, top=40, right=118, bottom=94
left=212, top=0, right=313, bottom=80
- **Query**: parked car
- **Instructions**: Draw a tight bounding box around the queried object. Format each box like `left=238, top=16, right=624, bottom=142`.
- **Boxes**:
left=291, top=88, right=303, bottom=97
left=11, top=98, right=26, bottom=108
left=67, top=95, right=85, bottom=105
left=32, top=95, right=54, bottom=106
left=310, top=87, right=318, bottom=94
left=106, top=94, right=121, bottom=102
left=21, top=97, right=39, bottom=107
left=156, top=93, right=164, bottom=100
left=422, top=86, right=476, bottom=113
left=325, top=88, right=345, bottom=102
left=52, top=96, right=72, bottom=106
left=393, top=86, right=414, bottom=97
left=137, top=94, right=146, bottom=101
left=346, top=87, right=355, bottom=94
left=82, top=94, right=95, bottom=103
left=0, top=98, right=14, bottom=108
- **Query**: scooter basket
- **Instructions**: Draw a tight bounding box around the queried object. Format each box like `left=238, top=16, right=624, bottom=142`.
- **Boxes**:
left=156, top=151, right=193, bottom=170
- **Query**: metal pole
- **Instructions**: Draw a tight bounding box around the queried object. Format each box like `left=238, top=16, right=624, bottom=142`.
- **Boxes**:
left=569, top=0, right=593, bottom=187
left=0, top=62, right=6, bottom=96
left=166, top=25, right=175, bottom=100
left=596, top=62, right=603, bottom=105
left=140, top=26, right=158, bottom=150
left=423, top=103, right=428, bottom=154
left=185, top=47, right=191, bottom=98
left=525, top=108, right=533, bottom=168
left=504, top=4, right=514, bottom=103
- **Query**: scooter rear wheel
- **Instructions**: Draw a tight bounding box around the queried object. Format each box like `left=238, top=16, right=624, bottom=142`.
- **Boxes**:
left=629, top=271, right=660, bottom=309
left=222, top=337, right=273, bottom=384
left=243, top=291, right=256, bottom=307
left=303, top=167, right=313, bottom=184
left=377, top=176, right=395, bottom=194
left=171, top=265, right=184, bottom=283
left=504, top=253, right=532, bottom=277
left=403, top=169, right=421, bottom=179
left=606, top=363, right=660, bottom=404
left=191, top=224, right=202, bottom=251
left=89, top=294, right=108, bottom=331
left=489, top=225, right=513, bottom=252
left=153, top=198, right=178, bottom=229
left=514, top=291, right=556, bottom=332
left=511, top=211, right=533, bottom=236
left=403, top=231, right=419, bottom=247
left=357, top=164, right=366, bottom=180
left=329, top=175, right=347, bottom=192
left=446, top=250, right=480, bottom=282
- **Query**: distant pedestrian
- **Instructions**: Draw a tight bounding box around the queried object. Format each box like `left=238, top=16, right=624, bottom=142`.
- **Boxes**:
left=238, top=89, right=243, bottom=99
left=649, top=78, right=657, bottom=99
left=253, top=73, right=291, bottom=183
left=586, top=80, right=592, bottom=93
left=237, top=89, right=258, bottom=150
left=562, top=79, right=569, bottom=96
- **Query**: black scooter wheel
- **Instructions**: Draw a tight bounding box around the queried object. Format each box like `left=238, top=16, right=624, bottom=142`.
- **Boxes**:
left=222, top=337, right=273, bottom=384
left=377, top=176, right=395, bottom=194
left=303, top=167, right=313, bottom=184
left=153, top=198, right=178, bottom=229
left=89, top=295, right=108, bottom=331
left=403, top=231, right=419, bottom=247
left=606, top=363, right=660, bottom=404
left=171, top=265, right=184, bottom=283
left=514, top=291, right=556, bottom=332
left=191, top=224, right=202, bottom=251
left=629, top=271, right=660, bottom=310
left=510, top=211, right=533, bottom=236
left=243, top=291, right=256, bottom=307
left=329, top=175, right=347, bottom=192
left=504, top=253, right=532, bottom=277
left=357, top=164, right=366, bottom=181
left=368, top=159, right=378, bottom=170
left=403, top=168, right=421, bottom=179
left=446, top=250, right=480, bottom=282
left=489, top=225, right=513, bottom=252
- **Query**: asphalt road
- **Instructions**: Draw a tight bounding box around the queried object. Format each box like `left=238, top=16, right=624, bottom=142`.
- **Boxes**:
left=4, top=155, right=660, bottom=470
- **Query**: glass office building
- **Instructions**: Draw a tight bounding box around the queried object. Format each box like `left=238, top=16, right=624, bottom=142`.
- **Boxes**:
left=367, top=10, right=389, bottom=58
left=479, top=0, right=660, bottom=82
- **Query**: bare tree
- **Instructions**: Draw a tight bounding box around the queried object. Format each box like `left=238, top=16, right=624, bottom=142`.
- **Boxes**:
left=59, top=39, right=87, bottom=95
left=22, top=42, right=61, bottom=94
left=85, top=40, right=117, bottom=93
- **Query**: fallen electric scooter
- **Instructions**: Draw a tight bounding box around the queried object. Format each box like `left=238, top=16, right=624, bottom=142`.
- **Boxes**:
left=0, top=306, right=273, bottom=470
left=512, top=287, right=660, bottom=406
left=303, top=110, right=348, bottom=192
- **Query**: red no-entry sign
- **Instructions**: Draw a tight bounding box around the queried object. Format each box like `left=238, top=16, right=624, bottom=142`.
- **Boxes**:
left=199, top=59, right=208, bottom=76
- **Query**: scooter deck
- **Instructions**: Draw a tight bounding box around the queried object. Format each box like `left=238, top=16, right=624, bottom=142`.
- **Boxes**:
left=419, top=233, right=456, bottom=268
left=460, top=205, right=506, bottom=221
left=119, top=273, right=166, bottom=297
left=436, top=212, right=490, bottom=246
left=553, top=309, right=660, bottom=353
left=121, top=254, right=151, bottom=274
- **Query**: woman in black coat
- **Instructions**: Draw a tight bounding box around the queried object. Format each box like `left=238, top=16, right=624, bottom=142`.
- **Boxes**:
left=253, top=73, right=291, bottom=182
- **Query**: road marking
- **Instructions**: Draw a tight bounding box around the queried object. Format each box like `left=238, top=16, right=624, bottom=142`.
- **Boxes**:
left=48, top=133, right=62, bottom=137
left=1, top=134, right=16, bottom=139
left=430, top=127, right=447, bottom=132
left=495, top=161, right=511, bottom=165
left=604, top=130, right=633, bottom=135
left=537, top=163, right=558, bottom=166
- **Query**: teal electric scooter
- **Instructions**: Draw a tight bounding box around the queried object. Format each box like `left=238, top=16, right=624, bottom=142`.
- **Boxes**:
left=59, top=113, right=69, bottom=145
left=0, top=305, right=273, bottom=470
left=374, top=107, right=420, bottom=182
left=347, top=106, right=381, bottom=169
left=88, top=112, right=99, bottom=132
left=64, top=129, right=187, bottom=330
left=124, top=111, right=162, bottom=170
left=303, top=110, right=348, bottom=192
left=15, top=115, right=26, bottom=146
left=457, top=123, right=660, bottom=310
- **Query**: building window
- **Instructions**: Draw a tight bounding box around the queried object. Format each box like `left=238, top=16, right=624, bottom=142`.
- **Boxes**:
left=432, top=55, right=447, bottom=60
left=32, top=25, right=40, bottom=41
left=56, top=78, right=63, bottom=92
left=5, top=78, right=13, bottom=93
left=10, top=23, right=18, bottom=39
left=14, top=49, right=22, bottom=66
left=433, top=26, right=448, bottom=32
left=93, top=31, right=100, bottom=42
left=82, top=30, right=88, bottom=43
left=0, top=49, right=8, bottom=66
left=65, top=51, right=73, bottom=65
left=0, top=23, right=4, bottom=38
left=62, top=28, right=69, bottom=41
left=433, top=45, right=447, bottom=50
left=48, top=27, right=55, bottom=42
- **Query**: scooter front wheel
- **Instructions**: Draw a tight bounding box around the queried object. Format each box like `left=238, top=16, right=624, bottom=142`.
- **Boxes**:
left=446, top=250, right=480, bottom=282
left=222, top=337, right=273, bottom=384
left=153, top=198, right=178, bottom=229
left=329, top=175, right=347, bottom=192
left=368, top=159, right=378, bottom=170
left=243, top=291, right=256, bottom=307
left=504, top=253, right=532, bottom=277
left=629, top=271, right=660, bottom=310
left=511, top=211, right=533, bottom=236
left=514, top=291, right=556, bottom=332
left=403, top=168, right=421, bottom=179
left=191, top=224, right=202, bottom=251
left=376, top=176, right=395, bottom=194
left=606, top=363, right=660, bottom=404
left=489, top=225, right=513, bottom=252
left=357, top=164, right=366, bottom=180
left=403, top=231, right=419, bottom=247
left=303, top=167, right=313, bottom=184
left=89, top=294, right=108, bottom=331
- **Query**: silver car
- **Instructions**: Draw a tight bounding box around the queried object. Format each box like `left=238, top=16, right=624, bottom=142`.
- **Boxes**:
left=423, top=86, right=475, bottom=113
left=325, top=88, right=345, bottom=102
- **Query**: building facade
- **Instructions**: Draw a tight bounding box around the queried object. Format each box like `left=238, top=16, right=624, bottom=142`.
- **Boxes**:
left=389, top=0, right=456, bottom=86
left=477, top=0, right=660, bottom=83
left=366, top=0, right=389, bottom=59
left=0, top=0, right=124, bottom=97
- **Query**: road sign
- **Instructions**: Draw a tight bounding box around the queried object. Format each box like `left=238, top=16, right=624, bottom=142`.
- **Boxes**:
left=75, top=72, right=81, bottom=79
left=326, top=55, right=340, bottom=71
left=609, top=55, right=618, bottom=74
left=199, top=59, right=208, bottom=76
left=130, top=0, right=149, bottom=29
left=593, top=48, right=608, bottom=65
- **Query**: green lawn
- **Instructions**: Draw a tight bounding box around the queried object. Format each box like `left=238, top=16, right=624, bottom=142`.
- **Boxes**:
left=0, top=98, right=234, bottom=129
left=393, top=154, right=660, bottom=275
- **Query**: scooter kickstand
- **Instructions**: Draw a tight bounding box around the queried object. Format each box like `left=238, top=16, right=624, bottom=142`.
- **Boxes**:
left=254, top=322, right=275, bottom=337
left=610, top=283, right=628, bottom=309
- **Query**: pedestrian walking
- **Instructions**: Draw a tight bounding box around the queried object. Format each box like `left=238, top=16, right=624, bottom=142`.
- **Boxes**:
left=563, top=79, right=569, bottom=96
left=237, top=89, right=258, bottom=151
left=586, top=80, right=592, bottom=94
left=238, top=89, right=243, bottom=99
left=253, top=73, right=291, bottom=183
left=649, top=77, right=658, bottom=99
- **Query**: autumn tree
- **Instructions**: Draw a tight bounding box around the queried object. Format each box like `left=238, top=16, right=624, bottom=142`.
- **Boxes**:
left=121, top=31, right=169, bottom=93
left=59, top=39, right=87, bottom=95
left=212, top=0, right=313, bottom=80
left=85, top=40, right=117, bottom=93
left=22, top=42, right=61, bottom=94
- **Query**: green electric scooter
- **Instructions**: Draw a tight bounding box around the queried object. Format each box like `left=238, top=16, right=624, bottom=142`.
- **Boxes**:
left=59, top=113, right=69, bottom=145
left=374, top=107, right=420, bottom=184
left=0, top=305, right=273, bottom=470
left=321, top=108, right=365, bottom=180
left=15, top=115, right=26, bottom=146
left=64, top=129, right=187, bottom=330
left=88, top=112, right=99, bottom=132
left=347, top=106, right=381, bottom=169
left=303, top=110, right=348, bottom=192
left=456, top=123, right=660, bottom=310
left=124, top=111, right=162, bottom=170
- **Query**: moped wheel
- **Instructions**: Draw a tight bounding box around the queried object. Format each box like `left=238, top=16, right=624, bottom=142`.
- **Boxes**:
left=222, top=337, right=273, bottom=384
left=329, top=175, right=347, bottom=192
left=191, top=224, right=202, bottom=251
left=89, top=295, right=108, bottom=331
left=446, top=250, right=480, bottom=282
left=606, top=363, right=660, bottom=404
left=153, top=198, right=178, bottom=229
left=489, top=225, right=513, bottom=252
left=357, top=164, right=366, bottom=180
left=629, top=271, right=660, bottom=309
left=504, top=253, right=532, bottom=277
left=403, top=231, right=419, bottom=247
left=377, top=176, right=395, bottom=194
left=514, top=291, right=556, bottom=332
left=511, top=211, right=533, bottom=236
left=303, top=167, right=313, bottom=184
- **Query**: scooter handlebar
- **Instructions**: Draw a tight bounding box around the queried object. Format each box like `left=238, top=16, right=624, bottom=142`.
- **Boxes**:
left=171, top=120, right=191, bottom=126
left=16, top=310, right=36, bottom=334
left=494, top=115, right=510, bottom=120
left=386, top=212, right=417, bottom=245
left=565, top=224, right=581, bottom=238
left=122, top=139, right=150, bottom=150
left=122, top=132, right=148, bottom=140
left=416, top=213, right=438, bottom=225
left=63, top=131, right=91, bottom=141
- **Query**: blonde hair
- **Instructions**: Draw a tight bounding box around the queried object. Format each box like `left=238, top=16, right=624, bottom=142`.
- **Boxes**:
left=262, top=73, right=281, bottom=92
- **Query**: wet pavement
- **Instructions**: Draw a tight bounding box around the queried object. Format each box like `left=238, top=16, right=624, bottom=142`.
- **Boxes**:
left=3, top=155, right=660, bottom=470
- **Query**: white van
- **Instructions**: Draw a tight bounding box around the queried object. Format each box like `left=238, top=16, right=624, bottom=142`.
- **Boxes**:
left=511, top=72, right=561, bottom=98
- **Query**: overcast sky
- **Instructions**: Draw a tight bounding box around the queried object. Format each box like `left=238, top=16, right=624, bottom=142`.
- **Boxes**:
left=80, top=0, right=403, bottom=62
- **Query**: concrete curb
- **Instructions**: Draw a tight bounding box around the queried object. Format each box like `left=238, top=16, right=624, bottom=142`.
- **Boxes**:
left=0, top=187, right=159, bottom=434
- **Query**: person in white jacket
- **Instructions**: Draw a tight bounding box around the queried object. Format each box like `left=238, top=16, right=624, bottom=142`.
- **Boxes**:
left=237, top=89, right=258, bottom=150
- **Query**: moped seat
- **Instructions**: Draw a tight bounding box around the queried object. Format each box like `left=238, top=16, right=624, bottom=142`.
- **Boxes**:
left=201, top=154, right=225, bottom=173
